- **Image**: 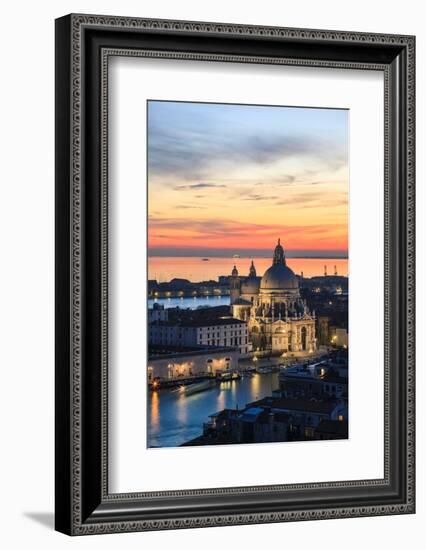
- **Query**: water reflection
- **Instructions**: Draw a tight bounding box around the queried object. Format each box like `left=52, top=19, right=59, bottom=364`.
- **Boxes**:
left=176, top=392, right=188, bottom=426
left=150, top=389, right=160, bottom=430
left=147, top=372, right=279, bottom=448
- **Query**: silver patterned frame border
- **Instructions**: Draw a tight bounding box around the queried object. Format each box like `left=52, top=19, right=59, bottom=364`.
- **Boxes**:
left=65, top=14, right=415, bottom=535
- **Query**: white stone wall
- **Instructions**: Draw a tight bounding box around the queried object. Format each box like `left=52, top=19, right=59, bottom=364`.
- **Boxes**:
left=148, top=348, right=240, bottom=380
left=149, top=321, right=250, bottom=355
left=196, top=323, right=250, bottom=354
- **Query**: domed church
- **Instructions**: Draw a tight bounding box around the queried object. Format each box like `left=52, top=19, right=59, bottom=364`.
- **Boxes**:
left=230, top=239, right=317, bottom=356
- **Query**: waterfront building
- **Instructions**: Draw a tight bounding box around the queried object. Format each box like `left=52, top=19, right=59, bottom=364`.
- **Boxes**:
left=191, top=395, right=347, bottom=446
left=147, top=345, right=239, bottom=382
left=148, top=303, right=168, bottom=323
left=277, top=363, right=348, bottom=400
left=302, top=271, right=349, bottom=294
left=230, top=239, right=317, bottom=356
left=148, top=277, right=230, bottom=299
left=148, top=317, right=250, bottom=355
left=251, top=396, right=347, bottom=423
left=329, top=327, right=349, bottom=348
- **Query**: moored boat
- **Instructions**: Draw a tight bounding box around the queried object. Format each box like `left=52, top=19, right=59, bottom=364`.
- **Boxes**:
left=256, top=366, right=273, bottom=374
left=216, top=370, right=241, bottom=381
left=183, top=379, right=215, bottom=396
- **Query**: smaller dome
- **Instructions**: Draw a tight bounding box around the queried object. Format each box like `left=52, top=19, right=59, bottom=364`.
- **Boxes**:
left=241, top=276, right=260, bottom=294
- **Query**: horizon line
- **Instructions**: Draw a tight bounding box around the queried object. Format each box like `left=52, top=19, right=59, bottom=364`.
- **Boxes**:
left=148, top=249, right=348, bottom=259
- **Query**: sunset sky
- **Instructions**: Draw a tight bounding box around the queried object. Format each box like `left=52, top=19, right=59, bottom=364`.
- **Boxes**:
left=147, top=100, right=349, bottom=258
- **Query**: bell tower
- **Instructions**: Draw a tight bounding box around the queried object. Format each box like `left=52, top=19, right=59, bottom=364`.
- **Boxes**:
left=229, top=265, right=241, bottom=305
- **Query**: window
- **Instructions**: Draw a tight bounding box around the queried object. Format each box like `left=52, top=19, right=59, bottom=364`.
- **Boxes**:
left=304, top=427, right=314, bottom=438
left=301, top=326, right=307, bottom=350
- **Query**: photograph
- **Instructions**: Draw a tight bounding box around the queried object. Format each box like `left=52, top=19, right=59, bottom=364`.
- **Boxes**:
left=147, top=100, right=349, bottom=448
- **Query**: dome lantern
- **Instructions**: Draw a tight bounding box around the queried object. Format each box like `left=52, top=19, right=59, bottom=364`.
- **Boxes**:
left=273, top=238, right=286, bottom=266
left=260, top=239, right=298, bottom=292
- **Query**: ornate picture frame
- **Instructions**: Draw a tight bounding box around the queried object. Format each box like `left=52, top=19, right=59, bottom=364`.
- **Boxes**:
left=55, top=14, right=415, bottom=535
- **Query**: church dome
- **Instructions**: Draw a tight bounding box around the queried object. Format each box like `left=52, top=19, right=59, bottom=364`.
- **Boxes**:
left=260, top=263, right=298, bottom=290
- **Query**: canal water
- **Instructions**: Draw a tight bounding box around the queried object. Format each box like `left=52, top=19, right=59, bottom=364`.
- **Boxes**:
left=147, top=372, right=279, bottom=448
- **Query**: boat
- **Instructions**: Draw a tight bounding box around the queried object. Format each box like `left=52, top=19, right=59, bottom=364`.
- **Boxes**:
left=201, top=258, right=210, bottom=261
left=216, top=371, right=241, bottom=381
left=232, top=254, right=240, bottom=258
left=183, top=379, right=215, bottom=396
left=241, top=371, right=254, bottom=379
left=256, top=366, right=273, bottom=374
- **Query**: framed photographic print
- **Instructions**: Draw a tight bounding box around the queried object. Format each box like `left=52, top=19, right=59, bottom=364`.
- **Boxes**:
left=55, top=14, right=415, bottom=535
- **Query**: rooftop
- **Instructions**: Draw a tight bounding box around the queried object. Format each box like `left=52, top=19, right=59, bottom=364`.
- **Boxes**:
left=322, top=371, right=348, bottom=384
left=182, top=318, right=246, bottom=328
left=250, top=397, right=339, bottom=414
left=148, top=344, right=237, bottom=360
left=151, top=317, right=246, bottom=328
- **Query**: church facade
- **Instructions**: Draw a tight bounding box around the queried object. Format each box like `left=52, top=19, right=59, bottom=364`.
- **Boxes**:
left=230, top=240, right=317, bottom=356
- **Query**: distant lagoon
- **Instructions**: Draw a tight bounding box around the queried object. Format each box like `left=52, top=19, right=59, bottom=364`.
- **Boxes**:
left=148, top=256, right=348, bottom=283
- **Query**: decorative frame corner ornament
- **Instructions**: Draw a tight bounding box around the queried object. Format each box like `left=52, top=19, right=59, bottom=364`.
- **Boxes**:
left=55, top=14, right=415, bottom=535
